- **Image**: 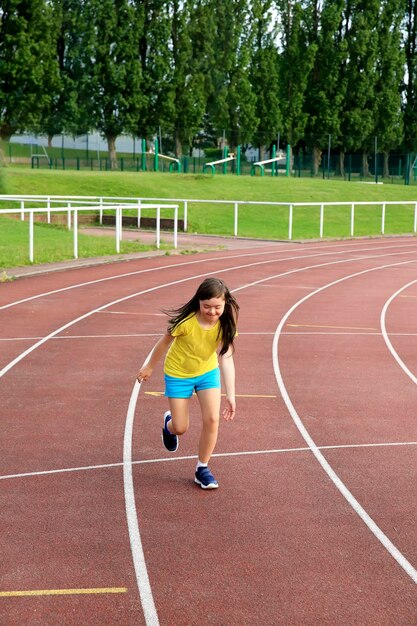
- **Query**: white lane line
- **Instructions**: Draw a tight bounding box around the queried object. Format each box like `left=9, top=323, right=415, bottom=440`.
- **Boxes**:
left=2, top=250, right=417, bottom=621
left=381, top=279, right=417, bottom=386
left=1, top=440, right=417, bottom=482
left=1, top=239, right=415, bottom=311
left=3, top=249, right=416, bottom=383
left=6, top=331, right=417, bottom=343
left=124, top=380, right=159, bottom=626
left=272, top=266, right=417, bottom=584
left=0, top=334, right=162, bottom=342
left=0, top=246, right=318, bottom=311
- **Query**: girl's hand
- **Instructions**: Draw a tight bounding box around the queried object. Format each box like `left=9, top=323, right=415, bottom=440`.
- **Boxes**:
left=137, top=365, right=153, bottom=383
left=222, top=397, right=236, bottom=421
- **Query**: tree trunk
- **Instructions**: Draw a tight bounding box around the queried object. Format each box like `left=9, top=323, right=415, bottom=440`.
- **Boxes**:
left=48, top=135, right=53, bottom=148
left=383, top=151, right=389, bottom=178
left=339, top=151, right=345, bottom=178
left=0, top=123, right=16, bottom=142
left=174, top=130, right=182, bottom=158
left=312, top=146, right=322, bottom=176
left=107, top=135, right=118, bottom=170
left=362, top=152, right=370, bottom=177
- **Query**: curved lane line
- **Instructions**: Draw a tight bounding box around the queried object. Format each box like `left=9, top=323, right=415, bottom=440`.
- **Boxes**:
left=4, top=249, right=415, bottom=381
left=272, top=265, right=417, bottom=584
left=381, top=279, right=417, bottom=385
left=2, top=251, right=417, bottom=622
left=1, top=240, right=415, bottom=311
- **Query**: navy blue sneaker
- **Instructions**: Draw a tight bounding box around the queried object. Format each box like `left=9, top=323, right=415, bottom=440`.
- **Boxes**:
left=162, top=411, right=178, bottom=452
left=194, top=466, right=218, bottom=489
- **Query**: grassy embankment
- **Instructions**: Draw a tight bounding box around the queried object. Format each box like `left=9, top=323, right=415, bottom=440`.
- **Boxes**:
left=1, top=167, right=417, bottom=271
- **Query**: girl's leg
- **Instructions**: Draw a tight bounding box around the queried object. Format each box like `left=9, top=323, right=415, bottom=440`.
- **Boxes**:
left=167, top=397, right=190, bottom=435
left=196, top=388, right=221, bottom=463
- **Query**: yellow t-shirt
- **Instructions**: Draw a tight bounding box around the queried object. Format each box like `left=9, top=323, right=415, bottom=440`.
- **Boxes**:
left=164, top=314, right=222, bottom=378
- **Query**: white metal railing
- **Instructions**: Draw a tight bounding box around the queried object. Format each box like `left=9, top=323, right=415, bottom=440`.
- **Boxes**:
left=1, top=195, right=417, bottom=264
left=114, top=196, right=417, bottom=239
left=0, top=196, right=179, bottom=263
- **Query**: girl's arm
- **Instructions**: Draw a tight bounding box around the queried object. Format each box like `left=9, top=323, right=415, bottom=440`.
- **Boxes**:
left=137, top=333, right=174, bottom=382
left=219, top=345, right=236, bottom=421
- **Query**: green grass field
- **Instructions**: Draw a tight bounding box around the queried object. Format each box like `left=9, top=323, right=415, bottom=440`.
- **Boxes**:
left=1, top=167, right=416, bottom=271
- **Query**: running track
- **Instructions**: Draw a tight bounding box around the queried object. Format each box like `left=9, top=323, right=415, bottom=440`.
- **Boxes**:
left=1, top=237, right=417, bottom=625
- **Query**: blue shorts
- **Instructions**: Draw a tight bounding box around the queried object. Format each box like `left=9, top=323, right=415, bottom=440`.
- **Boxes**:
left=164, top=367, right=221, bottom=398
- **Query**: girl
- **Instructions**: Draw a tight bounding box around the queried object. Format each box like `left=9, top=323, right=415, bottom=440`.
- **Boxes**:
left=137, top=277, right=239, bottom=489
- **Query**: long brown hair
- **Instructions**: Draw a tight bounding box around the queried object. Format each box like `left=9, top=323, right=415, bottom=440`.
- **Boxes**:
left=166, top=277, right=239, bottom=356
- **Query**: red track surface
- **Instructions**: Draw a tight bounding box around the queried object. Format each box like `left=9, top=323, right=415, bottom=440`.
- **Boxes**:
left=1, top=237, right=417, bottom=625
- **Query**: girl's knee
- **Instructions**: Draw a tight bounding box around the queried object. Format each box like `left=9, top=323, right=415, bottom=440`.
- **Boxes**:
left=172, top=423, right=188, bottom=436
left=202, top=413, right=220, bottom=430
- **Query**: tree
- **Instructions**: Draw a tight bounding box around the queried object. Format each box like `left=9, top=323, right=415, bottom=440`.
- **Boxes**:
left=249, top=0, right=282, bottom=159
left=168, top=0, right=210, bottom=157
left=373, top=0, right=404, bottom=176
left=0, top=0, right=60, bottom=140
left=40, top=0, right=97, bottom=143
left=276, top=0, right=317, bottom=162
left=402, top=0, right=417, bottom=152
left=87, top=0, right=145, bottom=168
left=304, top=0, right=347, bottom=175
left=338, top=0, right=380, bottom=176
left=205, top=0, right=258, bottom=151
left=135, top=0, right=173, bottom=147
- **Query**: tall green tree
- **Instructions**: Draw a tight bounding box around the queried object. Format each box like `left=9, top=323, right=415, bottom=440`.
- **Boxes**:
left=338, top=0, right=380, bottom=176
left=0, top=0, right=60, bottom=140
left=373, top=0, right=404, bottom=176
left=402, top=0, right=417, bottom=152
left=249, top=0, right=282, bottom=159
left=40, top=0, right=97, bottom=142
left=169, top=0, right=210, bottom=157
left=135, top=0, right=173, bottom=146
left=87, top=0, right=145, bottom=168
left=304, top=0, right=347, bottom=174
left=276, top=0, right=317, bottom=161
left=206, top=0, right=258, bottom=151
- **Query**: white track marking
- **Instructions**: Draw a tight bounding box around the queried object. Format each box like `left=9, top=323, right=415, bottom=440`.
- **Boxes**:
left=2, top=248, right=417, bottom=621
left=123, top=380, right=159, bottom=626
left=272, top=266, right=417, bottom=584
left=1, top=239, right=415, bottom=311
left=381, top=279, right=417, bottom=386
left=2, top=440, right=417, bottom=482
left=2, top=249, right=416, bottom=382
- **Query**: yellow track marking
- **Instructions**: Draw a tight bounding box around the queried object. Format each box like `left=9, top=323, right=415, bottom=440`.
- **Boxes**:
left=145, top=391, right=276, bottom=398
left=287, top=323, right=377, bottom=331
left=0, top=587, right=128, bottom=597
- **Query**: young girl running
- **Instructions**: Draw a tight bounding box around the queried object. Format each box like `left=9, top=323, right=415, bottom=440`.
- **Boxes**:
left=137, top=277, right=239, bottom=489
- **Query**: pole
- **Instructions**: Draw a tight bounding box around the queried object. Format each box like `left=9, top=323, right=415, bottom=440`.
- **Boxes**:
left=141, top=138, right=146, bottom=171
left=286, top=145, right=291, bottom=177
left=327, top=134, right=331, bottom=179
left=375, top=136, right=378, bottom=184
left=154, top=138, right=159, bottom=172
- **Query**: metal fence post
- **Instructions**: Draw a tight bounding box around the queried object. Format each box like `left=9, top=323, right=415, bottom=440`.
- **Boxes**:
left=288, top=204, right=293, bottom=240
left=67, top=202, right=72, bottom=230
left=174, top=206, right=178, bottom=249
left=350, top=203, right=355, bottom=237
left=137, top=199, right=141, bottom=228
left=183, top=201, right=188, bottom=232
left=381, top=203, right=386, bottom=234
left=29, top=211, right=34, bottom=262
left=156, top=207, right=161, bottom=248
left=73, top=209, right=78, bottom=258
left=234, top=202, right=238, bottom=237
left=320, top=204, right=324, bottom=238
